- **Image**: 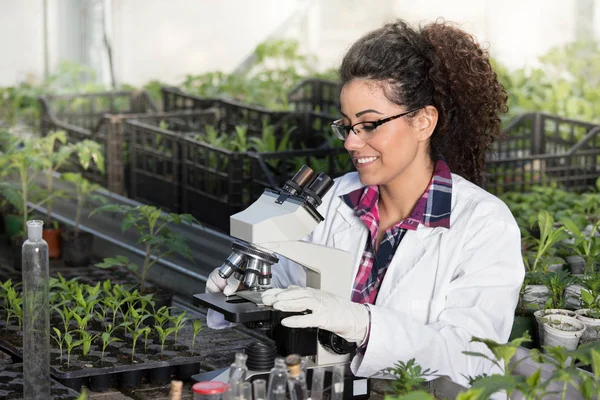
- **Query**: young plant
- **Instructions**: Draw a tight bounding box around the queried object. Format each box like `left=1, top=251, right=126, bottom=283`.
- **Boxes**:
left=61, top=172, right=104, bottom=237
left=169, top=311, right=188, bottom=342
left=141, top=326, right=152, bottom=353
left=0, top=137, right=47, bottom=234
left=154, top=325, right=177, bottom=356
left=64, top=332, right=83, bottom=368
left=76, top=330, right=99, bottom=358
left=100, top=330, right=121, bottom=364
left=126, top=305, right=150, bottom=361
left=191, top=320, right=203, bottom=354
left=51, top=327, right=64, bottom=364
left=152, top=306, right=171, bottom=329
left=92, top=205, right=199, bottom=292
left=523, top=210, right=569, bottom=273
left=561, top=218, right=600, bottom=275
left=540, top=269, right=578, bottom=309
left=381, top=358, right=437, bottom=396
left=37, top=130, right=74, bottom=221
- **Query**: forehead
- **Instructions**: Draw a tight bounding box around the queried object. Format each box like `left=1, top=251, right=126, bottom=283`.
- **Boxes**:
left=340, top=79, right=395, bottom=112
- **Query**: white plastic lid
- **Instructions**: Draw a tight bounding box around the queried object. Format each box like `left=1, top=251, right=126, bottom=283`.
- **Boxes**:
left=27, top=220, right=44, bottom=240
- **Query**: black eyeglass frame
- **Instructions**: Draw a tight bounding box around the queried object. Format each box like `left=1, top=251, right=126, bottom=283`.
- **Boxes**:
left=330, top=108, right=422, bottom=140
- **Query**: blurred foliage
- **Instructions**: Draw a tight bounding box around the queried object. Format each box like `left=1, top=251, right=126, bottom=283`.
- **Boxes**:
left=494, top=40, right=600, bottom=124
left=181, top=39, right=337, bottom=110
left=2, top=38, right=600, bottom=129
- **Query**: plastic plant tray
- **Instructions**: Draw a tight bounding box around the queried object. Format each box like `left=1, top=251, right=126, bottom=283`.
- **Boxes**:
left=0, top=314, right=259, bottom=393
left=0, top=363, right=81, bottom=399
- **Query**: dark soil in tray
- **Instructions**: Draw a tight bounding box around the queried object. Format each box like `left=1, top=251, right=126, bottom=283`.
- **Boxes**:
left=0, top=363, right=80, bottom=399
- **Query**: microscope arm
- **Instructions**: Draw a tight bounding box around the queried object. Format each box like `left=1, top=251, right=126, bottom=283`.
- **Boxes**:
left=259, top=241, right=353, bottom=300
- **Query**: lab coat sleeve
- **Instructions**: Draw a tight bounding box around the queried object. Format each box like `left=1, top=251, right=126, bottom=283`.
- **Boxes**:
left=351, top=220, right=525, bottom=386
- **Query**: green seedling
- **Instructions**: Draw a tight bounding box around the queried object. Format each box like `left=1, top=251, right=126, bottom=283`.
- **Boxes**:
left=51, top=327, right=64, bottom=364
left=142, top=326, right=152, bottom=353
left=191, top=320, right=203, bottom=354
left=100, top=330, right=122, bottom=364
left=126, top=306, right=150, bottom=361
left=382, top=358, right=437, bottom=396
left=154, top=325, right=177, bottom=356
left=92, top=205, right=199, bottom=292
left=64, top=332, right=83, bottom=368
left=76, top=329, right=99, bottom=357
left=152, top=306, right=171, bottom=329
left=169, top=311, right=188, bottom=342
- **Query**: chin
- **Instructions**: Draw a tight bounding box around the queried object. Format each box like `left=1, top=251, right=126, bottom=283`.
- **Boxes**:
left=357, top=171, right=382, bottom=187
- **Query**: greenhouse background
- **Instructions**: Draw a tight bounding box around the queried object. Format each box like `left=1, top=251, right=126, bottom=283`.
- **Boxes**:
left=1, top=1, right=600, bottom=399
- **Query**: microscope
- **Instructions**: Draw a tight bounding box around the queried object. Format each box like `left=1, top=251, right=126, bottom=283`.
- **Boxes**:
left=193, top=165, right=370, bottom=399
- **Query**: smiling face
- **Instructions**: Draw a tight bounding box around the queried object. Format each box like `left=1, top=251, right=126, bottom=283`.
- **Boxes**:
left=340, top=79, right=435, bottom=187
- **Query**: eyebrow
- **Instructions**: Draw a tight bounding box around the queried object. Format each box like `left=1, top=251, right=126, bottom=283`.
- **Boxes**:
left=340, top=109, right=384, bottom=119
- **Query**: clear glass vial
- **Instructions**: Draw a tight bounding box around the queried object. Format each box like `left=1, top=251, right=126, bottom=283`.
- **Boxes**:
left=22, top=220, right=50, bottom=400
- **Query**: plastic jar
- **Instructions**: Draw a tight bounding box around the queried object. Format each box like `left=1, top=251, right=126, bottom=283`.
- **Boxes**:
left=193, top=381, right=230, bottom=400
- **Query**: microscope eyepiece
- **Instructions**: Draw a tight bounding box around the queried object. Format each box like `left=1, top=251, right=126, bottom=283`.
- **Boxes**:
left=301, top=172, right=334, bottom=208
left=282, top=165, right=315, bottom=196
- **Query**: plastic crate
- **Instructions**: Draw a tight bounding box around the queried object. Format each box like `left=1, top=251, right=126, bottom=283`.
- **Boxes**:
left=485, top=113, right=600, bottom=194
left=126, top=110, right=219, bottom=212
left=123, top=107, right=346, bottom=232
left=39, top=91, right=157, bottom=194
left=287, top=79, right=340, bottom=116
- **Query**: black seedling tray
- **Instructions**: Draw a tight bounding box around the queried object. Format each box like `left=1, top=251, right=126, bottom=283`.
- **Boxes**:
left=0, top=311, right=261, bottom=393
left=0, top=325, right=203, bottom=392
left=0, top=363, right=81, bottom=399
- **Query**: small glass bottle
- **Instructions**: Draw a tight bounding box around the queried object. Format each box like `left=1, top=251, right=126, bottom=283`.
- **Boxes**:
left=22, top=220, right=50, bottom=400
left=285, top=354, right=308, bottom=400
left=266, top=357, right=288, bottom=400
left=228, top=352, right=248, bottom=399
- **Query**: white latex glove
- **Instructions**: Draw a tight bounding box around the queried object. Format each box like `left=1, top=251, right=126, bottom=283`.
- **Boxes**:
left=261, top=286, right=370, bottom=344
left=205, top=268, right=241, bottom=296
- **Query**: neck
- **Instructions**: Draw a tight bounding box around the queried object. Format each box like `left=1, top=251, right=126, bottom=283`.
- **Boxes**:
left=378, top=154, right=435, bottom=222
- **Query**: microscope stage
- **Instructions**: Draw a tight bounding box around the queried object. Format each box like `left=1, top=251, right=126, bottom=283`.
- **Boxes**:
left=193, top=292, right=276, bottom=323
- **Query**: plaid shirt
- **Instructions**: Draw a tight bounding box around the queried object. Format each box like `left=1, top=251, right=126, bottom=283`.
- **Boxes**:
left=341, top=158, right=453, bottom=306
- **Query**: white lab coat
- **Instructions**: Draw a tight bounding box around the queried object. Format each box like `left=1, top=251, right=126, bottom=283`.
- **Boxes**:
left=209, top=171, right=525, bottom=388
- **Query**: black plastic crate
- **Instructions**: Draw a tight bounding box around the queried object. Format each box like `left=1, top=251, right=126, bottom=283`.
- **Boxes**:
left=486, top=117, right=600, bottom=194
left=125, top=109, right=220, bottom=213
left=39, top=91, right=158, bottom=195
left=287, top=79, right=340, bottom=116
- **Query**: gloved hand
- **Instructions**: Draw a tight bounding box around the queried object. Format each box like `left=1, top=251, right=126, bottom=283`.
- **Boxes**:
left=262, top=286, right=370, bottom=344
left=205, top=268, right=241, bottom=296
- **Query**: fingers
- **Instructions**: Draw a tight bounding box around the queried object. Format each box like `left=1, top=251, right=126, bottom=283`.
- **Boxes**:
left=205, top=270, right=227, bottom=293
left=223, top=277, right=241, bottom=296
left=261, top=288, right=286, bottom=306
left=281, top=314, right=321, bottom=329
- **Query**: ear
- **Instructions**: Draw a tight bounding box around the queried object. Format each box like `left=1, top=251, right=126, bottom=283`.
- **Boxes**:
left=415, top=105, right=438, bottom=142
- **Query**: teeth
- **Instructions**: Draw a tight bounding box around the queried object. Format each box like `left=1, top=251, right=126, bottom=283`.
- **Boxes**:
left=356, top=157, right=378, bottom=164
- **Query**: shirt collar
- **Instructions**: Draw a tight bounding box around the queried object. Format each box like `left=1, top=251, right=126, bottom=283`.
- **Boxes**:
left=340, top=157, right=453, bottom=230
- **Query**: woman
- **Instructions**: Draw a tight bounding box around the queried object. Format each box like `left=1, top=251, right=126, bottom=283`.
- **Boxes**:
left=207, top=19, right=524, bottom=386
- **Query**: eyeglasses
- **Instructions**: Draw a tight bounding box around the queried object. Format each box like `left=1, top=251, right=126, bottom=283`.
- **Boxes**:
left=330, top=108, right=421, bottom=141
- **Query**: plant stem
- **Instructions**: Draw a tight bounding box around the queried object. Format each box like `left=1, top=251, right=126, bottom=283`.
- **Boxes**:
left=561, top=381, right=567, bottom=400
left=46, top=168, right=53, bottom=220
left=141, top=242, right=151, bottom=292
left=74, top=193, right=83, bottom=237
left=21, top=167, right=28, bottom=231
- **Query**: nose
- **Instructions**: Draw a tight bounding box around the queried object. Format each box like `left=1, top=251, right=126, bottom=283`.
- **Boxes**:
left=343, top=131, right=366, bottom=152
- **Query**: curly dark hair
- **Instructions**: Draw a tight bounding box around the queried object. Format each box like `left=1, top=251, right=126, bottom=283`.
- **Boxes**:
left=338, top=19, right=508, bottom=185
